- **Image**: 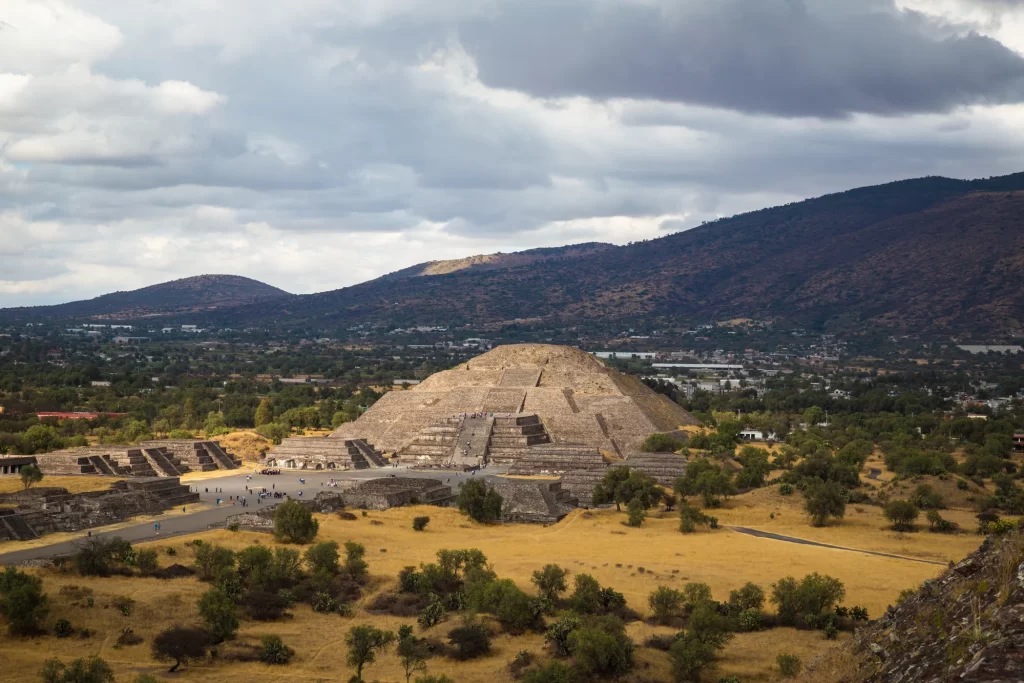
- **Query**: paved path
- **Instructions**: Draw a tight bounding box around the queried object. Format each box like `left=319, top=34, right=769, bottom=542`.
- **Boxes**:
left=0, top=466, right=506, bottom=565
left=728, top=526, right=946, bottom=566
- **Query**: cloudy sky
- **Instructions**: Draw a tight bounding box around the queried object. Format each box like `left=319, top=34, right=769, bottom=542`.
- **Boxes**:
left=2, top=0, right=1024, bottom=306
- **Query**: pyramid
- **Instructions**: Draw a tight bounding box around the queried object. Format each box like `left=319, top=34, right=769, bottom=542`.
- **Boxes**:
left=332, top=344, right=698, bottom=459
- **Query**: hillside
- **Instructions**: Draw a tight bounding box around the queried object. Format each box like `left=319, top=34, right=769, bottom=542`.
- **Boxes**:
left=801, top=528, right=1024, bottom=682
left=222, top=172, right=1024, bottom=334
left=0, top=275, right=292, bottom=322
left=377, top=242, right=615, bottom=280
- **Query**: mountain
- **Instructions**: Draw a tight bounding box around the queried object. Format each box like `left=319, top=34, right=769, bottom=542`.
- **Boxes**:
left=220, top=171, right=1024, bottom=334
left=803, top=528, right=1024, bottom=682
left=0, top=275, right=292, bottom=322
left=376, top=243, right=615, bottom=281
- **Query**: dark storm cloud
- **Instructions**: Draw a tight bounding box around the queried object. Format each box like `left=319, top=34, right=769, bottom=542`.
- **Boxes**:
left=460, top=0, right=1024, bottom=118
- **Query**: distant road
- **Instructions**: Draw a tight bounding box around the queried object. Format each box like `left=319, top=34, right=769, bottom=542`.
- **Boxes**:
left=728, top=526, right=945, bottom=566
left=0, top=466, right=503, bottom=565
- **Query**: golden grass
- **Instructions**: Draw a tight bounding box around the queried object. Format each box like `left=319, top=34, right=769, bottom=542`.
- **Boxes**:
left=0, top=476, right=121, bottom=495
left=0, top=486, right=976, bottom=682
left=212, top=431, right=271, bottom=462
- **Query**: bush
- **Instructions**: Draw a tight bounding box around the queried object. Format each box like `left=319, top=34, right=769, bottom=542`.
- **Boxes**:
left=543, top=614, right=581, bottom=657
left=344, top=541, right=369, bottom=583
left=771, top=573, right=845, bottom=627
left=413, top=516, right=430, bottom=531
left=259, top=635, right=295, bottom=665
left=0, top=567, right=48, bottom=635
left=198, top=589, right=238, bottom=642
left=456, top=479, right=504, bottom=523
left=112, top=595, right=135, bottom=616
left=448, top=620, right=492, bottom=660
left=522, top=661, right=578, bottom=683
left=779, top=482, right=794, bottom=496
left=648, top=586, right=684, bottom=624
left=567, top=618, right=634, bottom=678
left=151, top=626, right=211, bottom=672
left=679, top=502, right=713, bottom=533
left=193, top=543, right=235, bottom=581
left=418, top=601, right=446, bottom=629
left=274, top=500, right=319, bottom=544
left=39, top=656, right=114, bottom=683
left=642, top=433, right=685, bottom=453
left=884, top=500, right=920, bottom=532
left=54, top=618, right=74, bottom=638
left=135, top=549, right=159, bottom=575
left=626, top=497, right=647, bottom=527
left=668, top=631, right=717, bottom=682
left=738, top=608, right=762, bottom=632
left=777, top=653, right=802, bottom=678
left=304, top=541, right=340, bottom=575
left=926, top=509, right=958, bottom=533
left=242, top=590, right=290, bottom=620
left=728, top=582, right=765, bottom=612
left=531, top=564, right=569, bottom=603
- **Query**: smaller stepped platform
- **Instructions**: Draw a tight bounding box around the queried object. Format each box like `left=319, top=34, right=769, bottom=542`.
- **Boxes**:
left=343, top=477, right=454, bottom=510
left=399, top=417, right=462, bottom=464
left=559, top=468, right=610, bottom=507
left=624, top=452, right=688, bottom=487
left=504, top=442, right=604, bottom=473
left=261, top=437, right=385, bottom=470
left=142, top=440, right=242, bottom=471
left=490, top=479, right=578, bottom=524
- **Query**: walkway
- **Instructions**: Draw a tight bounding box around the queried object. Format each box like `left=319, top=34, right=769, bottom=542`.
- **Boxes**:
left=728, top=526, right=946, bottom=566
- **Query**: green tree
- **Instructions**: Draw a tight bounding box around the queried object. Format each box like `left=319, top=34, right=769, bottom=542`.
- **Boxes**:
left=642, top=433, right=685, bottom=453
left=626, top=497, right=647, bottom=527
left=22, top=424, right=64, bottom=454
left=456, top=479, right=503, bottom=523
left=304, top=541, right=340, bottom=575
left=258, top=635, right=294, bottom=664
left=397, top=629, right=431, bottom=683
left=543, top=614, right=581, bottom=657
left=273, top=500, right=319, bottom=544
left=254, top=398, right=273, bottom=427
left=727, top=582, right=765, bottom=612
left=412, top=516, right=430, bottom=531
left=198, top=588, right=238, bottom=643
left=39, top=657, right=114, bottom=683
left=675, top=459, right=735, bottom=508
left=567, top=618, right=634, bottom=678
left=346, top=625, right=395, bottom=682
left=344, top=541, right=369, bottom=583
left=203, top=411, right=229, bottom=436
left=193, top=543, right=235, bottom=581
left=531, top=564, right=569, bottom=603
left=884, top=500, right=920, bottom=532
left=648, top=586, right=684, bottom=624
left=771, top=573, right=845, bottom=627
left=20, top=463, right=43, bottom=491
left=152, top=626, right=210, bottom=672
left=0, top=567, right=48, bottom=635
left=802, top=479, right=847, bottom=527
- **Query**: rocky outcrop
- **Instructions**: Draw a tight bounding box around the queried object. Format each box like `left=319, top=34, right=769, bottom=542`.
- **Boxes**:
left=805, top=527, right=1024, bottom=682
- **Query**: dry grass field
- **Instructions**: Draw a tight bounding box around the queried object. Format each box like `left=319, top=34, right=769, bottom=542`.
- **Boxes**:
left=0, top=488, right=978, bottom=683
left=0, top=476, right=121, bottom=495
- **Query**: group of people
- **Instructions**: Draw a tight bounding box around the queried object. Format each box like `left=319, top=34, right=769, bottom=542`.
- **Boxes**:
left=257, top=468, right=281, bottom=475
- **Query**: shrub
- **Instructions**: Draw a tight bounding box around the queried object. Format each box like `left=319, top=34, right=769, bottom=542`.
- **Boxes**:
left=418, top=602, right=446, bottom=629
left=135, top=549, right=159, bottom=575
left=412, top=516, right=430, bottom=531
left=242, top=590, right=290, bottom=620
left=54, top=618, right=74, bottom=638
left=531, top=564, right=569, bottom=603
left=116, top=627, right=144, bottom=647
left=39, top=656, right=114, bottom=683
left=193, top=543, right=235, bottom=581
left=779, top=482, right=794, bottom=496
left=456, top=480, right=504, bottom=523
left=626, top=497, right=647, bottom=527
left=679, top=502, right=713, bottom=533
left=642, top=433, right=685, bottom=453
left=304, top=541, right=340, bottom=575
left=566, top=618, right=634, bottom=678
left=344, top=541, right=369, bottom=583
left=648, top=586, right=684, bottom=624
left=738, top=608, right=762, bottom=632
left=668, top=631, right=717, bottom=682
left=198, top=588, right=238, bottom=642
left=165, top=547, right=177, bottom=556
left=850, top=606, right=869, bottom=621
left=522, top=660, right=578, bottom=683
left=0, top=567, right=48, bottom=635
left=273, top=500, right=319, bottom=544
left=771, top=573, right=845, bottom=627
left=884, top=500, right=920, bottom=532
left=259, top=635, right=295, bottom=665
left=544, top=614, right=581, bottom=657
left=926, top=509, right=958, bottom=533
left=112, top=595, right=135, bottom=616
left=728, top=582, right=765, bottom=612
left=151, top=626, right=211, bottom=672
left=957, top=479, right=969, bottom=490
left=448, top=620, right=492, bottom=660
left=910, top=484, right=944, bottom=510
left=777, top=653, right=802, bottom=678
left=824, top=623, right=840, bottom=640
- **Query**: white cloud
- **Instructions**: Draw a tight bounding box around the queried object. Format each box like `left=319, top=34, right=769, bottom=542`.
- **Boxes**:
left=1, top=0, right=1024, bottom=307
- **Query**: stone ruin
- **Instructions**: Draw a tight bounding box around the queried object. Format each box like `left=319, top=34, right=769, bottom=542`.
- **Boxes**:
left=32, top=440, right=241, bottom=478
left=333, top=344, right=699, bottom=458
left=259, top=437, right=387, bottom=471
left=489, top=479, right=578, bottom=524
left=623, top=451, right=688, bottom=487
left=0, top=477, right=199, bottom=542
left=341, top=477, right=455, bottom=510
